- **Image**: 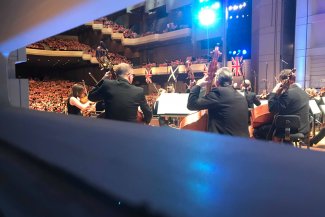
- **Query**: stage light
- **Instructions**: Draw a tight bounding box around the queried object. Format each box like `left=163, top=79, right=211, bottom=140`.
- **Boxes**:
left=198, top=8, right=216, bottom=26
left=236, top=15, right=239, bottom=18
left=229, top=51, right=232, bottom=54
left=239, top=5, right=243, bottom=9
left=242, top=15, right=245, bottom=18
left=211, top=2, right=221, bottom=9
left=233, top=5, right=239, bottom=10
left=229, top=16, right=233, bottom=19
left=243, top=50, right=247, bottom=55
left=237, top=50, right=241, bottom=54
left=233, top=51, right=237, bottom=55
left=228, top=6, right=233, bottom=11
left=243, top=2, right=247, bottom=7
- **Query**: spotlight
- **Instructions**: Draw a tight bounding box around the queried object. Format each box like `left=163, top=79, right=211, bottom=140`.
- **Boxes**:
left=211, top=2, right=221, bottom=9
left=243, top=50, right=247, bottom=55
left=233, top=5, right=238, bottom=10
left=228, top=6, right=233, bottom=11
left=242, top=15, right=245, bottom=18
left=236, top=15, right=239, bottom=18
left=243, top=2, right=247, bottom=7
left=229, top=16, right=233, bottom=19
left=229, top=51, right=232, bottom=54
left=198, top=8, right=216, bottom=26
left=233, top=51, right=237, bottom=55
left=239, top=5, right=243, bottom=9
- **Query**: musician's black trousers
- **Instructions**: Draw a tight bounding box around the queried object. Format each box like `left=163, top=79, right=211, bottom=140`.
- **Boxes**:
left=310, top=128, right=325, bottom=146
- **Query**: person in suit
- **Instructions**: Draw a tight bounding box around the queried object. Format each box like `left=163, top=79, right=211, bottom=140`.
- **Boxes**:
left=187, top=67, right=249, bottom=137
left=241, top=79, right=261, bottom=124
left=268, top=69, right=310, bottom=140
left=241, top=79, right=261, bottom=109
left=310, top=127, right=325, bottom=146
left=88, top=63, right=152, bottom=124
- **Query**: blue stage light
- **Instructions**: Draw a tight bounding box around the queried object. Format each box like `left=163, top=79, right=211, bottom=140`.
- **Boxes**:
left=229, top=51, right=232, bottom=54
left=243, top=50, right=247, bottom=55
left=233, top=51, right=237, bottom=55
left=198, top=8, right=216, bottom=26
left=211, top=2, right=221, bottom=9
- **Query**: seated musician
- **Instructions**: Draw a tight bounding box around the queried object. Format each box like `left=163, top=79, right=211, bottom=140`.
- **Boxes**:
left=241, top=79, right=261, bottom=124
left=88, top=63, right=152, bottom=124
left=268, top=70, right=310, bottom=141
left=241, top=80, right=261, bottom=109
left=66, top=84, right=94, bottom=115
left=187, top=67, right=249, bottom=137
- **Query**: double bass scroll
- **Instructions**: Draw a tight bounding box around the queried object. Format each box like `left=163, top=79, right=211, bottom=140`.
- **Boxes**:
left=179, top=46, right=222, bottom=131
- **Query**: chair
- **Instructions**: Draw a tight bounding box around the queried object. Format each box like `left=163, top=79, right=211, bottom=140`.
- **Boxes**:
left=272, top=115, right=308, bottom=149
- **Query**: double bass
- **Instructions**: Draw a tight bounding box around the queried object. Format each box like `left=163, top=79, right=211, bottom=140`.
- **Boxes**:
left=250, top=68, right=296, bottom=129
left=179, top=47, right=221, bottom=131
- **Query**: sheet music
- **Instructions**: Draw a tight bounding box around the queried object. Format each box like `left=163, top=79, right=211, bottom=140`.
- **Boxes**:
left=157, top=93, right=197, bottom=115
left=320, top=105, right=325, bottom=114
left=309, top=100, right=321, bottom=115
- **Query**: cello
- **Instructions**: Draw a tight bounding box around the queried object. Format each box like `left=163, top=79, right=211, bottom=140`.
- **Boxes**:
left=179, top=46, right=221, bottom=131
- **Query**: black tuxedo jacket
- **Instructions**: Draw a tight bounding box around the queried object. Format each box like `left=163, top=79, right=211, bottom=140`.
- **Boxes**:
left=242, top=90, right=261, bottom=109
left=268, top=84, right=310, bottom=135
left=88, top=78, right=152, bottom=123
left=187, top=85, right=249, bottom=137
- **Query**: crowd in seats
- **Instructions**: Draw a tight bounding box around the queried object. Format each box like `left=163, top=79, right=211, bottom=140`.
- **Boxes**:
left=29, top=79, right=156, bottom=114
left=94, top=15, right=190, bottom=39
left=28, top=38, right=91, bottom=52
left=29, top=80, right=76, bottom=113
left=27, top=42, right=45, bottom=49
left=43, top=38, right=91, bottom=51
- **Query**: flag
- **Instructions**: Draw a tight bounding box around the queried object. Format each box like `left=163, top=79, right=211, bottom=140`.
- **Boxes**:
left=145, top=66, right=153, bottom=84
left=232, top=56, right=243, bottom=76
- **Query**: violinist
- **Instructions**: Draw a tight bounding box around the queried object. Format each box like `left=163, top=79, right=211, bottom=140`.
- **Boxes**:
left=268, top=69, right=310, bottom=140
left=66, top=84, right=94, bottom=115
left=187, top=67, right=249, bottom=137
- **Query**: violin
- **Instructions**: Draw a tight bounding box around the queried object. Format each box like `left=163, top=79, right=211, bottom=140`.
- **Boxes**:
left=80, top=80, right=89, bottom=104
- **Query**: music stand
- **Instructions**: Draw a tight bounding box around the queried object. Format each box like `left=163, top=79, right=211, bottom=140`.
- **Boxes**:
left=320, top=105, right=325, bottom=126
left=157, top=93, right=196, bottom=117
left=309, top=100, right=322, bottom=136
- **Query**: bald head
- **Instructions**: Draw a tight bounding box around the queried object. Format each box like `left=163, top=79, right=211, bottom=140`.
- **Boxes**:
left=114, top=63, right=133, bottom=77
left=114, top=63, right=134, bottom=84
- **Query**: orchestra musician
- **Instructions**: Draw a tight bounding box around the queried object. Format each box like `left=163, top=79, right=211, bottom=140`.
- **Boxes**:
left=241, top=79, right=261, bottom=124
left=241, top=79, right=261, bottom=109
left=187, top=67, right=249, bottom=137
left=66, top=84, right=94, bottom=115
left=88, top=63, right=152, bottom=124
left=268, top=69, right=310, bottom=141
